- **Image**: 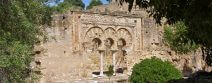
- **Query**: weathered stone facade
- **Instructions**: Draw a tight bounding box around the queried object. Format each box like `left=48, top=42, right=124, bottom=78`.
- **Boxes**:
left=37, top=10, right=161, bottom=82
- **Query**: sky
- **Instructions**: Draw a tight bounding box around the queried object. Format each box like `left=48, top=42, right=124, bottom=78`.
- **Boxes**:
left=83, top=0, right=109, bottom=8
left=48, top=0, right=109, bottom=8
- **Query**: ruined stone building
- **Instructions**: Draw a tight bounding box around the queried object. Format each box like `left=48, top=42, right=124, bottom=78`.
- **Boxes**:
left=34, top=0, right=205, bottom=83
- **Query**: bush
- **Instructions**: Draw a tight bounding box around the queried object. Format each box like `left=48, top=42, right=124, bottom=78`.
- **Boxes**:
left=0, top=41, right=32, bottom=83
left=129, top=57, right=182, bottom=83
left=105, top=65, right=114, bottom=79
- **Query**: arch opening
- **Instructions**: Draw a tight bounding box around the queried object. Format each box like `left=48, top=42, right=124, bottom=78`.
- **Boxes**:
left=117, top=38, right=126, bottom=49
left=105, top=38, right=114, bottom=48
left=92, top=38, right=102, bottom=49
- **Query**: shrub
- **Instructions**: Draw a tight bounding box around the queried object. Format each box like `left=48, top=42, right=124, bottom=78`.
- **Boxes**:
left=129, top=57, right=182, bottom=83
left=105, top=65, right=114, bottom=79
left=0, top=41, right=32, bottom=83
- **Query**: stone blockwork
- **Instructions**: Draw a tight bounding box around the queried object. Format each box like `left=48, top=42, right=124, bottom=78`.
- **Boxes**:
left=35, top=11, right=164, bottom=82
left=33, top=1, right=207, bottom=82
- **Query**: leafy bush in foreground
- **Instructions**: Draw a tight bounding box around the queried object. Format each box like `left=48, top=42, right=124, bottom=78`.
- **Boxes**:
left=130, top=57, right=182, bottom=83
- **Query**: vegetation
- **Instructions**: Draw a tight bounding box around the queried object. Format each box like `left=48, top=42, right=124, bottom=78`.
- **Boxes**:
left=130, top=57, right=182, bottom=83
left=0, top=0, right=51, bottom=82
left=164, top=21, right=199, bottom=54
left=87, top=0, right=103, bottom=9
left=121, top=0, right=212, bottom=65
left=105, top=65, right=114, bottom=79
left=107, top=0, right=111, bottom=3
left=52, top=0, right=85, bottom=13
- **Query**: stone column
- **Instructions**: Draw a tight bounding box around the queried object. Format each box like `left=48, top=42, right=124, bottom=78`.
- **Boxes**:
left=100, top=51, right=104, bottom=76
left=112, top=52, right=116, bottom=75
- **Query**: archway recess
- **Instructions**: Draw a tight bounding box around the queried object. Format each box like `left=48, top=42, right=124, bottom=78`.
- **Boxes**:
left=117, top=38, right=126, bottom=49
left=117, top=28, right=132, bottom=48
left=105, top=38, right=114, bottom=48
left=92, top=38, right=102, bottom=49
left=84, top=27, right=104, bottom=51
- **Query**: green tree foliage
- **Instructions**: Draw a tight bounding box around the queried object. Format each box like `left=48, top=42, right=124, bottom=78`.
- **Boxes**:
left=0, top=0, right=50, bottom=45
left=130, top=57, right=182, bottom=83
left=0, top=0, right=51, bottom=82
left=87, top=0, right=103, bottom=9
left=164, top=21, right=198, bottom=54
left=0, top=41, right=32, bottom=83
left=53, top=0, right=85, bottom=13
left=121, top=0, right=212, bottom=65
left=107, top=0, right=111, bottom=3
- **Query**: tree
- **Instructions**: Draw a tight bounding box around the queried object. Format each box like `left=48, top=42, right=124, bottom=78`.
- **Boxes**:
left=87, top=0, right=103, bottom=9
left=120, top=0, right=212, bottom=65
left=164, top=21, right=199, bottom=54
left=0, top=0, right=51, bottom=82
left=53, top=0, right=85, bottom=13
left=107, top=0, right=112, bottom=3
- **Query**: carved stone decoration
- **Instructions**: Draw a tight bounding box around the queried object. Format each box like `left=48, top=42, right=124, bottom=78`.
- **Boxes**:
left=117, top=28, right=132, bottom=49
left=81, top=14, right=136, bottom=27
left=104, top=27, right=116, bottom=49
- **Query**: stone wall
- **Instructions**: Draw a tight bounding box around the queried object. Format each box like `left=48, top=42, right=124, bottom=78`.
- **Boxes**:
left=34, top=11, right=166, bottom=82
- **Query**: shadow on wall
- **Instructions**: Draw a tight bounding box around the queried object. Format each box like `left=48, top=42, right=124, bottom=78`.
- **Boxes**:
left=168, top=70, right=212, bottom=83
